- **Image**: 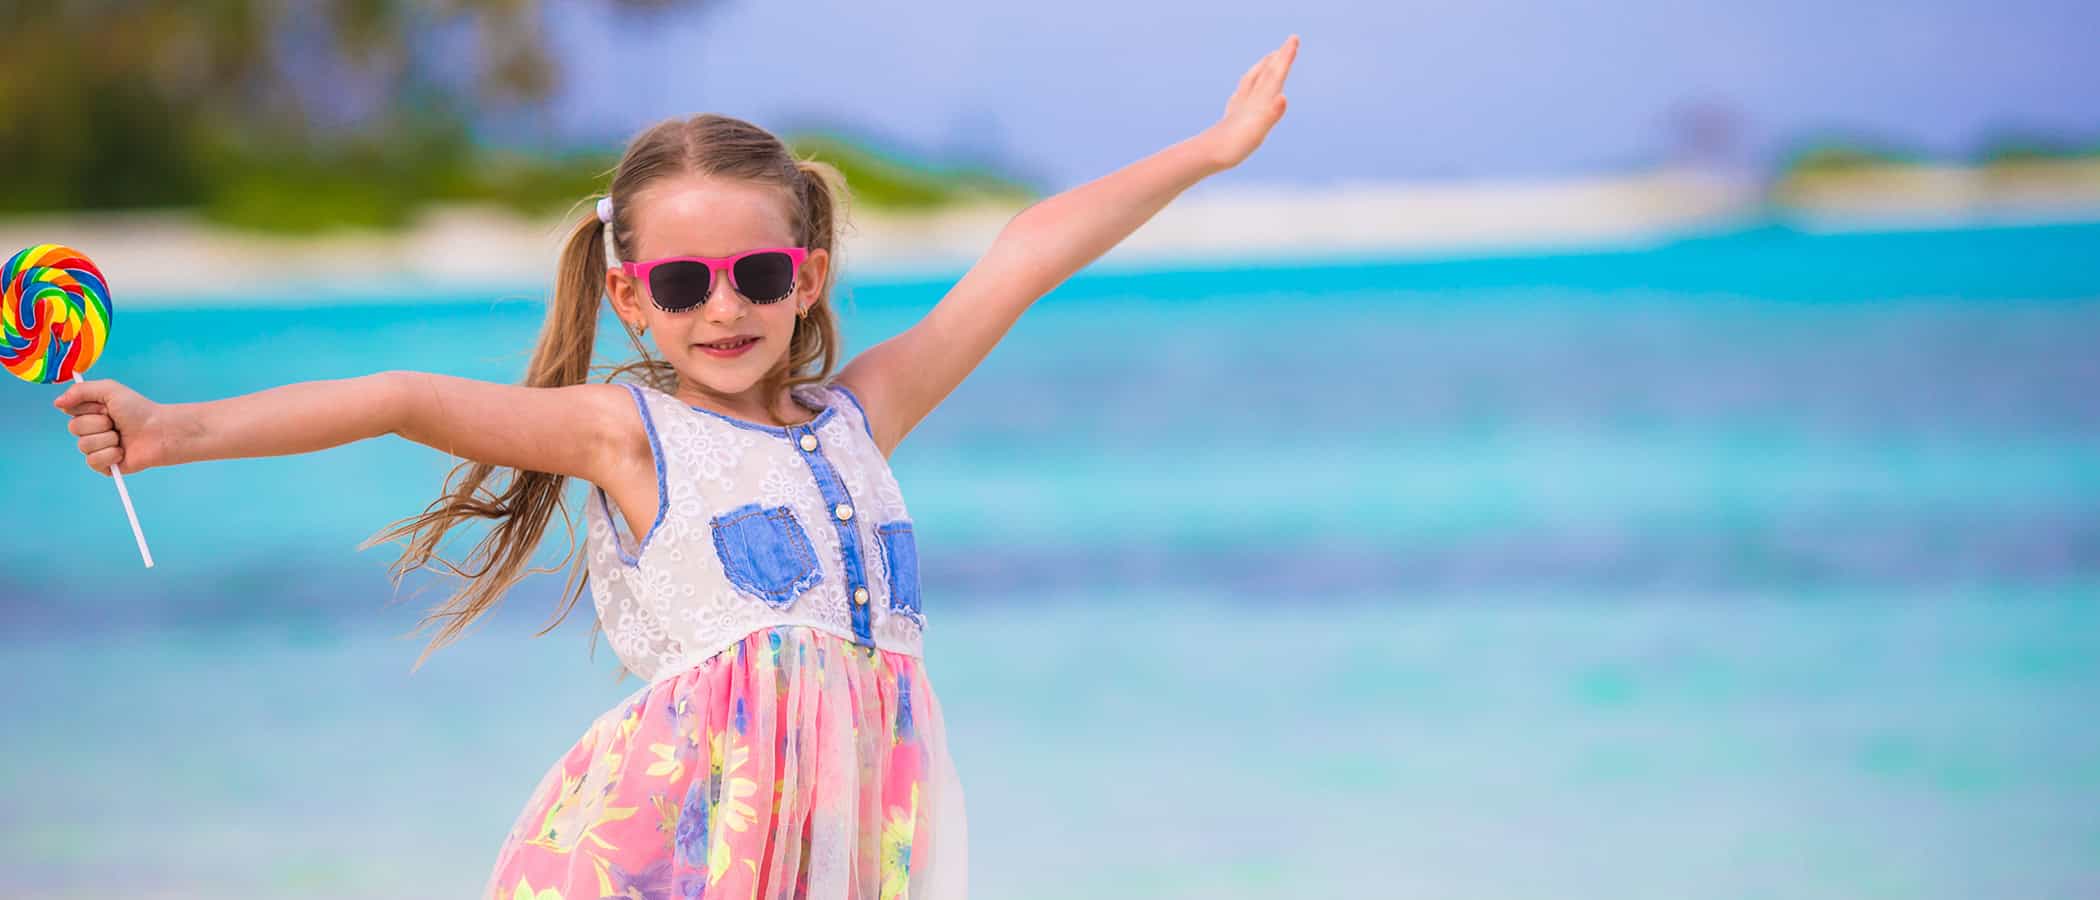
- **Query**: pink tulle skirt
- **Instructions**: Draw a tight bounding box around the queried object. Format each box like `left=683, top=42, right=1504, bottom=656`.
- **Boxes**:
left=483, top=624, right=967, bottom=899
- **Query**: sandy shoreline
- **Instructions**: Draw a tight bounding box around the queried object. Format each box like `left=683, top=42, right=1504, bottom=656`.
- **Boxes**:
left=4, top=165, right=2096, bottom=306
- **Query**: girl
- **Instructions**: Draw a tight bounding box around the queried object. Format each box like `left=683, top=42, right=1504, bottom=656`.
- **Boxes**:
left=55, top=35, right=1298, bottom=900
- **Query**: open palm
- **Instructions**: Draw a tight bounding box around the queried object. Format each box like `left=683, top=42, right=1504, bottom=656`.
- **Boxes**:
left=1206, top=35, right=1299, bottom=170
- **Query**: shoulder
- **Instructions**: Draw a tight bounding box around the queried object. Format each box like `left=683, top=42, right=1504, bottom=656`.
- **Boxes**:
left=580, top=381, right=664, bottom=482
left=566, top=381, right=653, bottom=436
left=822, top=378, right=879, bottom=445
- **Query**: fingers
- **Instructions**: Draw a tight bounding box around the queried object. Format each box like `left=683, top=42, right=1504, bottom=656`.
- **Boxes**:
left=78, top=430, right=120, bottom=456
left=1235, top=55, right=1265, bottom=99
left=54, top=380, right=93, bottom=410
left=1232, top=36, right=1297, bottom=109
left=68, top=412, right=113, bottom=436
left=49, top=378, right=140, bottom=475
left=54, top=377, right=117, bottom=413
left=1254, top=35, right=1299, bottom=93
left=85, top=445, right=124, bottom=476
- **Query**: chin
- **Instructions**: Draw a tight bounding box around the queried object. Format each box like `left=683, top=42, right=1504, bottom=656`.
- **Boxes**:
left=687, top=372, right=756, bottom=394
left=681, top=356, right=770, bottom=392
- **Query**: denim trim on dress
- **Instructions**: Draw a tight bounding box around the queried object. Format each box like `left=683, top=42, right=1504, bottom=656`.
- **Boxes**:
left=708, top=502, right=824, bottom=608
left=597, top=382, right=670, bottom=567
left=671, top=383, right=838, bottom=437
left=830, top=382, right=877, bottom=442
left=876, top=519, right=927, bottom=626
left=791, top=423, right=877, bottom=649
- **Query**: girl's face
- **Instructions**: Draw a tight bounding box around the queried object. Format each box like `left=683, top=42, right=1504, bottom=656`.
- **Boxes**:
left=606, top=173, right=829, bottom=407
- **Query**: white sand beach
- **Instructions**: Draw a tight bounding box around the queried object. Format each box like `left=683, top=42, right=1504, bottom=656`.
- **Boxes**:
left=4, top=163, right=2097, bottom=305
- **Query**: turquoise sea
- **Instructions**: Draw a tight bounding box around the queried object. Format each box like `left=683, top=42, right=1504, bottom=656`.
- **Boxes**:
left=4, top=221, right=2098, bottom=898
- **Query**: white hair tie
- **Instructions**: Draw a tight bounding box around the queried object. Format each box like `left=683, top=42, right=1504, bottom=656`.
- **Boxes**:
left=596, top=197, right=620, bottom=270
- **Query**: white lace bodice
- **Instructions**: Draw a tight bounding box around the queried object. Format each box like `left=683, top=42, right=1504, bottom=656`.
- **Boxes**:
left=583, top=380, right=927, bottom=683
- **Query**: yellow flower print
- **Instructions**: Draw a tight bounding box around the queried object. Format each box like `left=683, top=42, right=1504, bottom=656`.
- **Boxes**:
left=709, top=828, right=733, bottom=886
left=696, top=729, right=762, bottom=887
left=707, top=732, right=759, bottom=834
left=646, top=742, right=684, bottom=781
left=617, top=703, right=641, bottom=740
left=510, top=877, right=563, bottom=900
left=529, top=741, right=638, bottom=854
left=651, top=791, right=678, bottom=838
left=702, top=835, right=762, bottom=888
left=717, top=776, right=759, bottom=834
left=879, top=782, right=921, bottom=900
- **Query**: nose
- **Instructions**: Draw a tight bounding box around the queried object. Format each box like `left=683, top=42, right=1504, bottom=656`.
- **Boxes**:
left=701, top=268, right=746, bottom=320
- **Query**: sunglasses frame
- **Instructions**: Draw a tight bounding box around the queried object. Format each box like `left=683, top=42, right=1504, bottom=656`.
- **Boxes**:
left=619, top=247, right=810, bottom=311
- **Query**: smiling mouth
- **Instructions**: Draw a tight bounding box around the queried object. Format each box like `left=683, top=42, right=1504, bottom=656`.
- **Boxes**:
left=699, top=337, right=758, bottom=350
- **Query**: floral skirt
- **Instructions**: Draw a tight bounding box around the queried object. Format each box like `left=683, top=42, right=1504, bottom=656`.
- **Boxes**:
left=483, top=625, right=968, bottom=900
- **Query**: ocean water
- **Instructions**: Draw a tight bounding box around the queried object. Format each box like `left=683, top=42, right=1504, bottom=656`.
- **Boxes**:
left=3, top=221, right=2098, bottom=898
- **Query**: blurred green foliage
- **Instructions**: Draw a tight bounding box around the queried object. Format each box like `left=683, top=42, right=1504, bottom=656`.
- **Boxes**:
left=783, top=131, right=1037, bottom=211
left=169, top=125, right=1034, bottom=234
left=185, top=110, right=626, bottom=232
left=1, top=0, right=1032, bottom=233
left=1977, top=135, right=2100, bottom=166
left=1779, top=133, right=2100, bottom=177
left=1777, top=141, right=1921, bottom=175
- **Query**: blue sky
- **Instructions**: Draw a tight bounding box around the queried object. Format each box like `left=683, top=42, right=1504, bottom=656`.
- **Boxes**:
left=529, top=0, right=2098, bottom=190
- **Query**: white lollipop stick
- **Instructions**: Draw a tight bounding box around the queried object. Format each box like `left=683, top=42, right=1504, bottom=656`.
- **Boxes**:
left=74, top=372, right=154, bottom=568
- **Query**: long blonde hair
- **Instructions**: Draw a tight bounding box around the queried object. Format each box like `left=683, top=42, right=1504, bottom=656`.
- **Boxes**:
left=364, top=114, right=852, bottom=671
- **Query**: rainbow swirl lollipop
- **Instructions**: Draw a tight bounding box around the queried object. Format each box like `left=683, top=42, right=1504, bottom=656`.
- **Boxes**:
left=2, top=244, right=111, bottom=384
left=5, top=243, right=151, bottom=567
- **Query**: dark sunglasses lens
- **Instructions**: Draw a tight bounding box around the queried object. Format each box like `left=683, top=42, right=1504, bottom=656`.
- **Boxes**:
left=647, top=261, right=712, bottom=311
left=732, top=252, right=797, bottom=303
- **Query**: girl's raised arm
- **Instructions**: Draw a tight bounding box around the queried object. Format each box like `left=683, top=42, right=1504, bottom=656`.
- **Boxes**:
left=52, top=372, right=642, bottom=485
left=835, top=35, right=1299, bottom=457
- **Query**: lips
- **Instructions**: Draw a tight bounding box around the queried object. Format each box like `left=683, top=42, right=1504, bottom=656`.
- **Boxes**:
left=699, top=337, right=758, bottom=350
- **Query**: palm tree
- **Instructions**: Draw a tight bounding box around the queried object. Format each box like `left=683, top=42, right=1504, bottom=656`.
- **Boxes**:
left=0, top=0, right=695, bottom=213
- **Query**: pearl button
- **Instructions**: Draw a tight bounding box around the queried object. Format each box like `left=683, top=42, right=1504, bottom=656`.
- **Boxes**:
left=835, top=503, right=853, bottom=522
left=853, top=587, right=869, bottom=605
left=800, top=433, right=818, bottom=451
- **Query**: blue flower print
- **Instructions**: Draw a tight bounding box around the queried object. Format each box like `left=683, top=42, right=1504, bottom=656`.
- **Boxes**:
left=600, top=854, right=675, bottom=900
left=896, top=672, right=914, bottom=740
left=675, top=778, right=711, bottom=869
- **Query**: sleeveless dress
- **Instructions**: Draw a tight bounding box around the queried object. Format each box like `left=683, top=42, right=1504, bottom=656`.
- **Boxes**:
left=482, top=380, right=968, bottom=900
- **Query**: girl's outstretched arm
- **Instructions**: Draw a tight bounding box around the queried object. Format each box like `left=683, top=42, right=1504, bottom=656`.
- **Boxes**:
left=53, top=372, right=642, bottom=486
left=837, top=35, right=1300, bottom=457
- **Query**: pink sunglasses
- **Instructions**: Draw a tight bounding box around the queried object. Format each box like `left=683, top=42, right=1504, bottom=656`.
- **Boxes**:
left=620, top=247, right=808, bottom=311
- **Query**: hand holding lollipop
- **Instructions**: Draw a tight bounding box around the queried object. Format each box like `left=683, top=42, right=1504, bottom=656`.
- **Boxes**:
left=5, top=244, right=154, bottom=567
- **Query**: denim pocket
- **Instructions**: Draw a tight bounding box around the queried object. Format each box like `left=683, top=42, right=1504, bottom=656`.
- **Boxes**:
left=710, top=502, right=822, bottom=608
left=876, top=520, right=923, bottom=621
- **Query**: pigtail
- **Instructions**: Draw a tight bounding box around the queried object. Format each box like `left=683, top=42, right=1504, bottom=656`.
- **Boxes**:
left=363, top=210, right=612, bottom=672
left=775, top=157, right=850, bottom=397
